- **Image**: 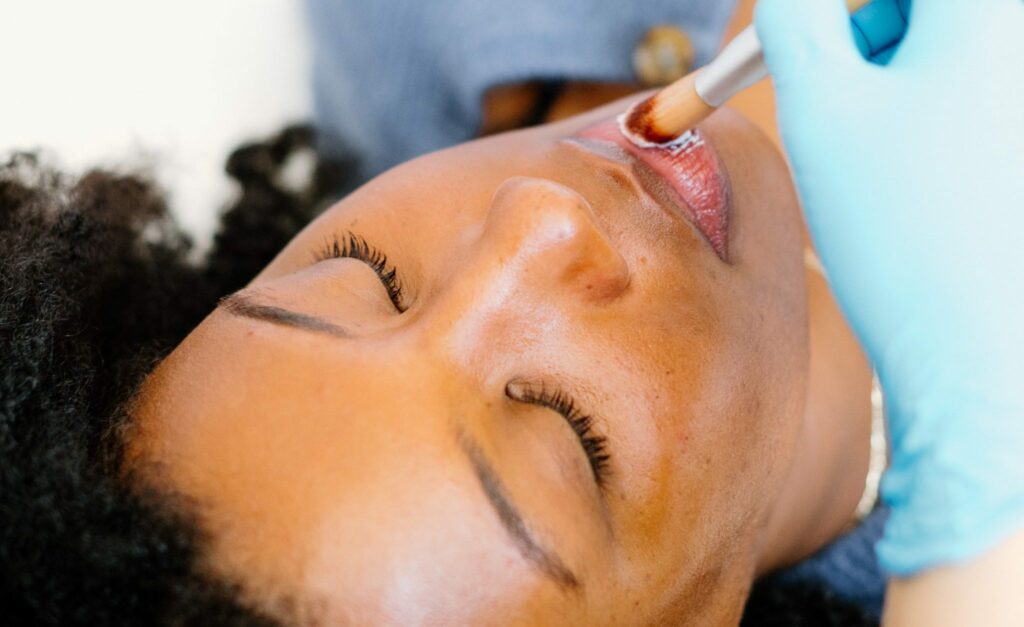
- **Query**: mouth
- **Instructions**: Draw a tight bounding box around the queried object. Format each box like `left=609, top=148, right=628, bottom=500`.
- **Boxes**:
left=571, top=117, right=731, bottom=261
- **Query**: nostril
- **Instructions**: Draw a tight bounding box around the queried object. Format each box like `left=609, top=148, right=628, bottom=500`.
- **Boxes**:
left=562, top=235, right=631, bottom=301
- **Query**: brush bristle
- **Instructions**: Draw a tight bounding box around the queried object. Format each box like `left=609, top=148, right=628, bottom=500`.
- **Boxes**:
left=620, top=96, right=678, bottom=147
left=619, top=72, right=715, bottom=148
left=616, top=110, right=660, bottom=149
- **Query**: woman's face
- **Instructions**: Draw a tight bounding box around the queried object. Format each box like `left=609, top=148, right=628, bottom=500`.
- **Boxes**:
left=129, top=99, right=808, bottom=625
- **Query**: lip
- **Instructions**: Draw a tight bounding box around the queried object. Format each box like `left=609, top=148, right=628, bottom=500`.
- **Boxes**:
left=572, top=117, right=731, bottom=261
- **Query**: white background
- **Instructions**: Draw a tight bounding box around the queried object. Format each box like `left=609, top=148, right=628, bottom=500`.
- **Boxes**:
left=0, top=0, right=312, bottom=244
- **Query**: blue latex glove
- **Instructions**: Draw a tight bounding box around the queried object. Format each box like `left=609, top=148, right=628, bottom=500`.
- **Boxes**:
left=755, top=0, right=1024, bottom=575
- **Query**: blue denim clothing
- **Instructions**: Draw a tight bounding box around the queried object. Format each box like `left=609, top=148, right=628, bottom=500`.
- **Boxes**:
left=773, top=507, right=889, bottom=619
left=306, top=0, right=737, bottom=178
left=305, top=0, right=888, bottom=615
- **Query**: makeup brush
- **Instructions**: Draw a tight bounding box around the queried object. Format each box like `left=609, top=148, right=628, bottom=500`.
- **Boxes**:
left=620, top=0, right=871, bottom=147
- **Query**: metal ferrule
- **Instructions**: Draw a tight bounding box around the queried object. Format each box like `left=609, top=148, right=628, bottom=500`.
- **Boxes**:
left=694, top=25, right=769, bottom=108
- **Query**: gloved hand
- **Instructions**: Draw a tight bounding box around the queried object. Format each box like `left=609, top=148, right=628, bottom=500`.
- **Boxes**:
left=755, top=0, right=1024, bottom=575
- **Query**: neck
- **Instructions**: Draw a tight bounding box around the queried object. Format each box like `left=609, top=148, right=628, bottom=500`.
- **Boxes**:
left=755, top=264, right=874, bottom=575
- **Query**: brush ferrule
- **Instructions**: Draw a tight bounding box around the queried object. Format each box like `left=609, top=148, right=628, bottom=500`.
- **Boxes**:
left=694, top=25, right=768, bottom=107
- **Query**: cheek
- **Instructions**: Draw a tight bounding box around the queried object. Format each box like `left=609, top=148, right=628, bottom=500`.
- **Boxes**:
left=703, top=113, right=809, bottom=487
left=699, top=302, right=808, bottom=543
left=609, top=290, right=806, bottom=584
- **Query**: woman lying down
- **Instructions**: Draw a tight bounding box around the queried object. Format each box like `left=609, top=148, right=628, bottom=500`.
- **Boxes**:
left=1, top=101, right=880, bottom=625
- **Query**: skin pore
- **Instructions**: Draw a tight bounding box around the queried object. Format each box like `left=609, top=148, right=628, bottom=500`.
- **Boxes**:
left=125, top=94, right=872, bottom=625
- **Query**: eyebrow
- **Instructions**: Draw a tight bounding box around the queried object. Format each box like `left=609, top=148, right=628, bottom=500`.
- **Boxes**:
left=456, top=428, right=580, bottom=591
left=219, top=292, right=350, bottom=338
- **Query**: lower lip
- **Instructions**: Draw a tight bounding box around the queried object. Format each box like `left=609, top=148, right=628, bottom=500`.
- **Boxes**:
left=576, top=118, right=730, bottom=260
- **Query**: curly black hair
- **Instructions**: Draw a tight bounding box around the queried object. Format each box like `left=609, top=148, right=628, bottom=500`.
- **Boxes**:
left=0, top=126, right=875, bottom=626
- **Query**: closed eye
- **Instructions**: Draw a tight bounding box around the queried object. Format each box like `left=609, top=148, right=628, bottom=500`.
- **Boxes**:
left=314, top=232, right=406, bottom=312
left=505, top=381, right=611, bottom=489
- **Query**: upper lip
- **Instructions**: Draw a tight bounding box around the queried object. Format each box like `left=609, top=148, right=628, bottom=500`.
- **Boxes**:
left=561, top=135, right=698, bottom=241
left=561, top=126, right=729, bottom=261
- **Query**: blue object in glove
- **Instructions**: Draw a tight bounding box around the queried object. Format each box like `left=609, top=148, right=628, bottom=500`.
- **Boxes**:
left=849, top=0, right=911, bottom=64
left=755, top=0, right=1024, bottom=576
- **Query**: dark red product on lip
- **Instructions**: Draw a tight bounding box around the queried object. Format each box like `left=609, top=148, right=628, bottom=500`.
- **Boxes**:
left=578, top=119, right=730, bottom=260
left=621, top=97, right=680, bottom=145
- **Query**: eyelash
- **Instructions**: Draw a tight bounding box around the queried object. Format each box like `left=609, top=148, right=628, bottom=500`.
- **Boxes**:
left=507, top=383, right=611, bottom=488
left=314, top=233, right=406, bottom=312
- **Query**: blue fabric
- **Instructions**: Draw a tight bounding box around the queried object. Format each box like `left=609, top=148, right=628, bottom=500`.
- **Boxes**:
left=306, top=0, right=890, bottom=615
left=775, top=507, right=889, bottom=619
left=306, top=0, right=737, bottom=178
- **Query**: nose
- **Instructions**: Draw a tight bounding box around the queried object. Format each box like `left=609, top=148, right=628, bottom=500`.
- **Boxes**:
left=480, top=177, right=631, bottom=301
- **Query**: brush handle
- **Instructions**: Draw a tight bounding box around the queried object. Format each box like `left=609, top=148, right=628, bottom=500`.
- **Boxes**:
left=695, top=0, right=873, bottom=107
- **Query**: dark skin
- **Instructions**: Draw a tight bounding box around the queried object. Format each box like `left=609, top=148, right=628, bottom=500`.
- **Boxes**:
left=126, top=95, right=871, bottom=625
